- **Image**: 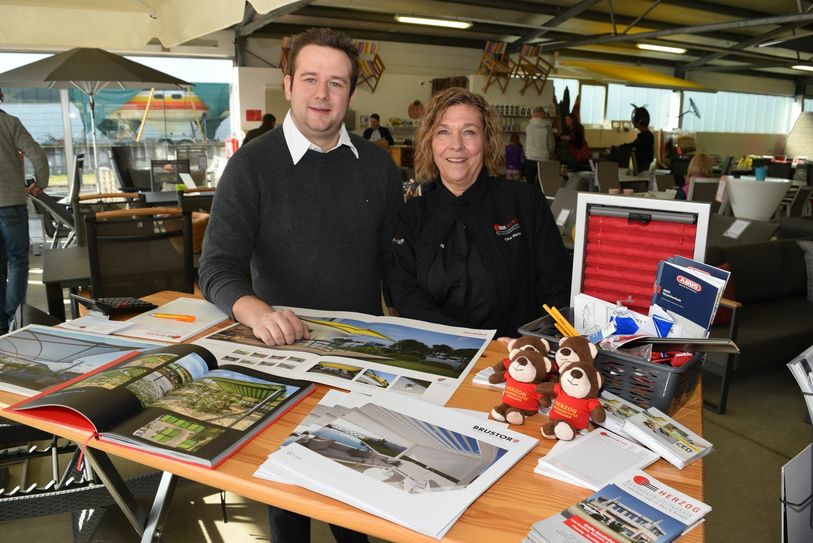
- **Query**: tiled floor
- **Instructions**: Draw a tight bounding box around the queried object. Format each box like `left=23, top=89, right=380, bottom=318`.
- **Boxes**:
left=4, top=215, right=811, bottom=542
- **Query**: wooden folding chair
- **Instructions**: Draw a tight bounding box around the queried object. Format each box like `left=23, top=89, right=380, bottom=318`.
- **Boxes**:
left=476, top=41, right=516, bottom=93
left=356, top=40, right=385, bottom=93
left=515, top=45, right=552, bottom=96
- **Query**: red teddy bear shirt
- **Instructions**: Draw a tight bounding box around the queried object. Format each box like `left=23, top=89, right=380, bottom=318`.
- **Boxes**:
left=549, top=383, right=601, bottom=430
left=500, top=358, right=542, bottom=411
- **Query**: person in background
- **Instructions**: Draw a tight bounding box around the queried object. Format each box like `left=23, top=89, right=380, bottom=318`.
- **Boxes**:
left=677, top=152, right=713, bottom=200
left=504, top=132, right=524, bottom=181
left=243, top=113, right=276, bottom=144
left=523, top=106, right=555, bottom=185
left=362, top=113, right=394, bottom=146
left=198, top=28, right=402, bottom=543
left=388, top=87, right=571, bottom=338
left=0, top=88, right=48, bottom=333
left=628, top=116, right=654, bottom=174
left=558, top=114, right=590, bottom=172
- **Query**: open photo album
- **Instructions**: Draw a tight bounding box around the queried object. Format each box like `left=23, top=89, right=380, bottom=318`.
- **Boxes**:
left=10, top=343, right=315, bottom=468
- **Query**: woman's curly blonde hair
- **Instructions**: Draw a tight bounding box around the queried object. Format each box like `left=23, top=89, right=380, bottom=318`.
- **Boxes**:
left=413, top=87, right=503, bottom=183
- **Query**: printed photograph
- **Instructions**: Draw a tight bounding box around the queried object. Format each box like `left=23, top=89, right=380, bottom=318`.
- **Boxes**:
left=277, top=363, right=296, bottom=370
left=307, top=361, right=363, bottom=381
left=641, top=413, right=709, bottom=453
left=565, top=483, right=686, bottom=543
left=133, top=414, right=225, bottom=453
left=356, top=368, right=397, bottom=388
left=70, top=352, right=205, bottom=395
left=0, top=327, right=149, bottom=393
left=391, top=376, right=431, bottom=395
left=147, top=369, right=296, bottom=430
left=286, top=403, right=507, bottom=494
left=207, top=316, right=487, bottom=379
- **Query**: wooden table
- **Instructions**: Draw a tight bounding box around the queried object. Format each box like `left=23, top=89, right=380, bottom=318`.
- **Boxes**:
left=0, top=291, right=705, bottom=542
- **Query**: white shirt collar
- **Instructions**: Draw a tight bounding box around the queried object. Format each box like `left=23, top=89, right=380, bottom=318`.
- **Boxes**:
left=282, top=110, right=358, bottom=165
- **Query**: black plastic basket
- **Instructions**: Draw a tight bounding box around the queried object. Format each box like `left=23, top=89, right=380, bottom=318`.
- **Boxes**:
left=519, top=308, right=704, bottom=416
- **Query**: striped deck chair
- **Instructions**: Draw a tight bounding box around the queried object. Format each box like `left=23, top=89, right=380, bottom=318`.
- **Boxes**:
left=516, top=44, right=552, bottom=95
left=356, top=40, right=385, bottom=93
left=476, top=41, right=516, bottom=93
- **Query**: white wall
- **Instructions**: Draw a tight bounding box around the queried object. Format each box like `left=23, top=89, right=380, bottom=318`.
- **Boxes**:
left=231, top=66, right=283, bottom=140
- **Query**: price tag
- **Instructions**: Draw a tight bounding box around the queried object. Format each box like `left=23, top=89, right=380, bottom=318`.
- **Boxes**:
left=556, top=208, right=571, bottom=227
left=723, top=219, right=750, bottom=239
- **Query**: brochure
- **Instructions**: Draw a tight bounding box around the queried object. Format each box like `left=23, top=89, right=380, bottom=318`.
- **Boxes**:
left=255, top=390, right=537, bottom=539
left=0, top=325, right=155, bottom=397
left=58, top=315, right=135, bottom=335
left=650, top=258, right=729, bottom=338
left=535, top=429, right=659, bottom=491
left=623, top=407, right=713, bottom=469
left=526, top=469, right=710, bottom=543
left=11, top=343, right=315, bottom=468
left=597, top=391, right=645, bottom=441
left=194, top=307, right=495, bottom=406
left=118, top=298, right=228, bottom=343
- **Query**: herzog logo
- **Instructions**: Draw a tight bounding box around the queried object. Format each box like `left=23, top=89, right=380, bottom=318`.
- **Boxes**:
left=473, top=425, right=520, bottom=443
left=676, top=275, right=701, bottom=292
left=492, top=218, right=522, bottom=241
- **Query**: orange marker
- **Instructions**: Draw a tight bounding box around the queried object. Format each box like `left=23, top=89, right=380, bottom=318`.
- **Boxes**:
left=151, top=313, right=196, bottom=323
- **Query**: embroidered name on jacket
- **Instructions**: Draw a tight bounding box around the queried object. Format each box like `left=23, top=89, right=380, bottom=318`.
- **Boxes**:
left=493, top=218, right=522, bottom=241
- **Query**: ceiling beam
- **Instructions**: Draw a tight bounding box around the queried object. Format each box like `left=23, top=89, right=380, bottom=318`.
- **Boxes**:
left=657, top=0, right=771, bottom=19
left=534, top=13, right=813, bottom=52
left=440, top=0, right=750, bottom=43
left=236, top=0, right=313, bottom=38
left=511, top=0, right=602, bottom=49
left=251, top=23, right=485, bottom=49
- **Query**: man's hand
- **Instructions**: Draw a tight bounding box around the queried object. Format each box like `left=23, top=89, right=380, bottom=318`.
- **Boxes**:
left=233, top=295, right=310, bottom=346
left=26, top=184, right=43, bottom=196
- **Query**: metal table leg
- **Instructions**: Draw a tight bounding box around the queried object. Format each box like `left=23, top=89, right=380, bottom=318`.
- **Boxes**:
left=84, top=449, right=147, bottom=538
left=141, top=471, right=179, bottom=543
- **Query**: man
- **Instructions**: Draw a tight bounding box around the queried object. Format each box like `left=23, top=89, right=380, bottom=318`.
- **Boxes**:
left=0, top=88, right=48, bottom=333
left=243, top=113, right=276, bottom=145
left=523, top=106, right=555, bottom=186
left=361, top=113, right=394, bottom=146
left=198, top=28, right=402, bottom=543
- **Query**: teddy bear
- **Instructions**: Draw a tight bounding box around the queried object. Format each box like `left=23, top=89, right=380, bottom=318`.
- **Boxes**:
left=488, top=336, right=554, bottom=425
left=538, top=335, right=606, bottom=441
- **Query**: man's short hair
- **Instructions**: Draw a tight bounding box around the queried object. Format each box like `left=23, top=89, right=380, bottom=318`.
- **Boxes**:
left=262, top=113, right=276, bottom=126
left=532, top=106, right=545, bottom=116
left=370, top=113, right=380, bottom=121
left=288, top=28, right=359, bottom=95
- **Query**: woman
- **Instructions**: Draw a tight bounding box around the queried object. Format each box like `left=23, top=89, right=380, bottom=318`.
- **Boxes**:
left=558, top=114, right=590, bottom=172
left=676, top=153, right=713, bottom=200
left=389, top=87, right=571, bottom=337
left=504, top=132, right=524, bottom=181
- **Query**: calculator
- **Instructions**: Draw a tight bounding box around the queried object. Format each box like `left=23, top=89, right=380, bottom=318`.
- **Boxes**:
left=71, top=294, right=157, bottom=316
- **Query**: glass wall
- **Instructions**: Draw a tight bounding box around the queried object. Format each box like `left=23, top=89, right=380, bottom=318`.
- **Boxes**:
left=682, top=90, right=793, bottom=133
left=0, top=53, right=232, bottom=191
left=606, top=84, right=674, bottom=130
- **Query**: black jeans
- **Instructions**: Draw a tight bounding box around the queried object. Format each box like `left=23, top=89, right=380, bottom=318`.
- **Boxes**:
left=523, top=160, right=538, bottom=186
left=268, top=506, right=369, bottom=543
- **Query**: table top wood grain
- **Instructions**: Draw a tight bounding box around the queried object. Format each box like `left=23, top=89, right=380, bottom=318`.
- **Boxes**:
left=0, top=291, right=704, bottom=542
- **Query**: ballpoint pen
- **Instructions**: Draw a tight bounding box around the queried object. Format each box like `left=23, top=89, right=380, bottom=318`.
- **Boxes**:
left=151, top=313, right=197, bottom=322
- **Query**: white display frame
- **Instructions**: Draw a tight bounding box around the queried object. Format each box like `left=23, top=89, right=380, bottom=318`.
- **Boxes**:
left=569, top=193, right=711, bottom=306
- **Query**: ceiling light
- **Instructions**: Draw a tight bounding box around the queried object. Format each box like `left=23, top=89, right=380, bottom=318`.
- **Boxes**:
left=395, top=15, right=472, bottom=29
left=636, top=43, right=687, bottom=55
left=792, top=64, right=813, bottom=72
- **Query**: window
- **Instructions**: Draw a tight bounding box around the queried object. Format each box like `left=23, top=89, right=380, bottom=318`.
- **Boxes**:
left=580, top=85, right=606, bottom=126
left=606, top=84, right=673, bottom=130
left=683, top=90, right=793, bottom=133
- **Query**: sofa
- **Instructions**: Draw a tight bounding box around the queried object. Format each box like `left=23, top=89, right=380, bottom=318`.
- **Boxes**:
left=705, top=238, right=813, bottom=411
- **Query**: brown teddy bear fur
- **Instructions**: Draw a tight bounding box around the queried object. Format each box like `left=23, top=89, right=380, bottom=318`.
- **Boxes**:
left=489, top=336, right=555, bottom=425
left=538, top=336, right=606, bottom=440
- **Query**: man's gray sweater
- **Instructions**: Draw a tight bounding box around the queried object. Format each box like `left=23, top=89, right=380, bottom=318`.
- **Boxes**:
left=199, top=127, right=403, bottom=317
left=0, top=110, right=49, bottom=207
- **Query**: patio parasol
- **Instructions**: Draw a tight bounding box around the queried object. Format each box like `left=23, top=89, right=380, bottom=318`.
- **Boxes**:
left=0, top=48, right=190, bottom=185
